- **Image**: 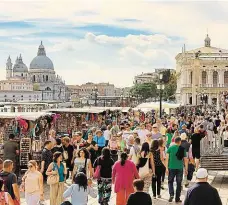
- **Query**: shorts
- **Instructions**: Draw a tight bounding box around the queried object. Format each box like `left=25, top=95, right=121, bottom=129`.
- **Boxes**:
left=192, top=149, right=200, bottom=159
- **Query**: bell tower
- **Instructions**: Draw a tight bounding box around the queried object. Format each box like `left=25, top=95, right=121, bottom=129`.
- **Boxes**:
left=6, top=56, right=12, bottom=79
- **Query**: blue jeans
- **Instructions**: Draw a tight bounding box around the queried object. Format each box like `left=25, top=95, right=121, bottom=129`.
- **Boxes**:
left=168, top=169, right=183, bottom=200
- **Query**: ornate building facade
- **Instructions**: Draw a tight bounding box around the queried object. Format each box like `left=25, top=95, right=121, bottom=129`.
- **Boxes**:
left=1, top=42, right=66, bottom=102
left=176, top=34, right=228, bottom=106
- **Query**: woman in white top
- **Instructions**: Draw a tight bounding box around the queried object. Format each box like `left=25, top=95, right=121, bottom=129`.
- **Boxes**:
left=22, top=160, right=44, bottom=205
left=72, top=148, right=93, bottom=180
left=129, top=138, right=141, bottom=165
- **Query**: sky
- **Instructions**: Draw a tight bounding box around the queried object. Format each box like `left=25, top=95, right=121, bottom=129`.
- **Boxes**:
left=1, top=1, right=228, bottom=87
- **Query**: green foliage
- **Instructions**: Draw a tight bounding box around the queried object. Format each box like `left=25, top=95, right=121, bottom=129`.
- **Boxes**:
left=131, top=71, right=177, bottom=102
left=163, top=72, right=177, bottom=101
left=130, top=82, right=157, bottom=100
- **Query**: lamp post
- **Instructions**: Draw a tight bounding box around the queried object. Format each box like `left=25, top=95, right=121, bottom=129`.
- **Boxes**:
left=157, top=73, right=165, bottom=118
left=92, top=87, right=98, bottom=107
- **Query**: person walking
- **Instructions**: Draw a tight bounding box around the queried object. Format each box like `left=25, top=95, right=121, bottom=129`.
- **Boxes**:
left=128, top=138, right=141, bottom=165
left=93, top=130, right=106, bottom=157
left=72, top=148, right=93, bottom=180
left=62, top=137, right=74, bottom=180
left=165, top=137, right=188, bottom=203
left=112, top=152, right=139, bottom=205
left=137, top=142, right=155, bottom=193
left=0, top=178, right=14, bottom=205
left=3, top=134, right=19, bottom=173
left=127, top=179, right=152, bottom=205
left=151, top=139, right=165, bottom=199
left=94, top=148, right=114, bottom=205
left=0, top=160, right=20, bottom=205
left=85, top=133, right=98, bottom=167
left=40, top=140, right=53, bottom=182
left=63, top=172, right=97, bottom=205
left=46, top=152, right=67, bottom=205
left=183, top=168, right=222, bottom=205
left=22, top=160, right=44, bottom=205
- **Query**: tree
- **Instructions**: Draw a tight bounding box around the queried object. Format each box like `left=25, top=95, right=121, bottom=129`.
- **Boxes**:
left=130, top=82, right=157, bottom=101
left=163, top=71, right=177, bottom=101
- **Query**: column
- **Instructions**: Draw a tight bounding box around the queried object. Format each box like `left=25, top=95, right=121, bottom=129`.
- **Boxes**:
left=186, top=70, right=189, bottom=86
left=208, top=94, right=212, bottom=105
left=208, top=70, right=213, bottom=87
left=219, top=70, right=224, bottom=87
left=199, top=70, right=202, bottom=86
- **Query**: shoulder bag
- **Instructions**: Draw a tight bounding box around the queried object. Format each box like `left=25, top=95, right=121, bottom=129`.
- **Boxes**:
left=138, top=157, right=150, bottom=178
left=93, top=158, right=101, bottom=179
left=63, top=146, right=69, bottom=160
left=47, top=163, right=59, bottom=185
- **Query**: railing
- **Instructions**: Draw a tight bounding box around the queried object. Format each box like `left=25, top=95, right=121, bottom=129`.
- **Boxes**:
left=200, top=134, right=224, bottom=156
left=200, top=84, right=228, bottom=88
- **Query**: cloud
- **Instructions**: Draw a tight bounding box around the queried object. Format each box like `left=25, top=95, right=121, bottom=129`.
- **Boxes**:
left=1, top=1, right=228, bottom=87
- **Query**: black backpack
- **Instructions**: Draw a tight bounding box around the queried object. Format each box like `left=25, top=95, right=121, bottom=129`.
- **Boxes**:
left=176, top=146, right=185, bottom=160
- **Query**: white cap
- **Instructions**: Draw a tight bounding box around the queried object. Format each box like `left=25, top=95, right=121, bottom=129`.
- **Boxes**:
left=196, top=168, right=208, bottom=179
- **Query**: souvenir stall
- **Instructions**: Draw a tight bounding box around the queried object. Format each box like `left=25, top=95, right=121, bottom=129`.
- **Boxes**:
left=15, top=112, right=59, bottom=172
left=46, top=108, right=103, bottom=136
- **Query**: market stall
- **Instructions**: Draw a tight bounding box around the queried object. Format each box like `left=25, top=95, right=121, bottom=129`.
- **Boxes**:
left=0, top=112, right=55, bottom=173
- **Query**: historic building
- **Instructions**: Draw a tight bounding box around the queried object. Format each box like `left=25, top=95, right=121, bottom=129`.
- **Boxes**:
left=134, top=69, right=171, bottom=85
left=176, top=34, right=228, bottom=106
left=1, top=42, right=66, bottom=102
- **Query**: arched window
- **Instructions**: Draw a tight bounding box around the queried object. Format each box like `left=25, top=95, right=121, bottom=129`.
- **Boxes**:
left=202, top=71, right=207, bottom=85
left=43, top=75, right=45, bottom=81
left=213, top=71, right=218, bottom=87
left=21, top=73, right=23, bottom=77
left=224, top=71, right=228, bottom=86
left=46, top=75, right=48, bottom=82
left=190, top=71, right=193, bottom=84
left=33, top=75, right=36, bottom=82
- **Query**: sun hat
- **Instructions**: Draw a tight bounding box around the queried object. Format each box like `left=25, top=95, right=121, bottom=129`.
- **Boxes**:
left=196, top=168, right=208, bottom=179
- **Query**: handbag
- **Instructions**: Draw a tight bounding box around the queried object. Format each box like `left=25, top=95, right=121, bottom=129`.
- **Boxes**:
left=138, top=158, right=150, bottom=178
left=47, top=163, right=59, bottom=185
left=93, top=158, right=101, bottom=179
left=63, top=150, right=68, bottom=160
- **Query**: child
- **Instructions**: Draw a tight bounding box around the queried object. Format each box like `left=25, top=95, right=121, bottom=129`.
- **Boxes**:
left=127, top=179, right=152, bottom=205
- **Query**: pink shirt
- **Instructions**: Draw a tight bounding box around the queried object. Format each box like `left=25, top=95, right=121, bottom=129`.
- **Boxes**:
left=112, top=160, right=139, bottom=193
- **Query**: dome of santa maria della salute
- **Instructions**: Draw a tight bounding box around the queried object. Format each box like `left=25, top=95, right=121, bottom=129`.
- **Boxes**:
left=30, top=41, right=54, bottom=70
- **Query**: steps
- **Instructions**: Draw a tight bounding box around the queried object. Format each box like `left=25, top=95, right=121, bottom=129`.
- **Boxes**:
left=201, top=155, right=228, bottom=170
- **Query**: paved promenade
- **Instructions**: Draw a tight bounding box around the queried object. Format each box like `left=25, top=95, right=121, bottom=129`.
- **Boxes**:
left=20, top=171, right=228, bottom=205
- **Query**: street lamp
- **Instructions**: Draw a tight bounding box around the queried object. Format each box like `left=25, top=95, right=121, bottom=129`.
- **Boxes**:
left=157, top=73, right=165, bottom=118
left=92, top=87, right=98, bottom=106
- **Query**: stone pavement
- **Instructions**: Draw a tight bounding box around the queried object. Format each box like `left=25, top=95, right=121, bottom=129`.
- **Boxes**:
left=20, top=171, right=228, bottom=205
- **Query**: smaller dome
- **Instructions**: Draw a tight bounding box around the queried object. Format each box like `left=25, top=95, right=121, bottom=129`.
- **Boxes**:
left=204, top=34, right=211, bottom=47
left=13, top=54, right=28, bottom=72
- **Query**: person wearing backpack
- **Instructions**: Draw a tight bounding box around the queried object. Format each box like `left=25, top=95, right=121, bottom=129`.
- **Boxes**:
left=0, top=160, right=20, bottom=205
left=0, top=177, right=14, bottom=205
left=165, top=137, right=188, bottom=203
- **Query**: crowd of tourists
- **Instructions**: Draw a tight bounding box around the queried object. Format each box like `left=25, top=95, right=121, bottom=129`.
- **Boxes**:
left=0, top=108, right=227, bottom=205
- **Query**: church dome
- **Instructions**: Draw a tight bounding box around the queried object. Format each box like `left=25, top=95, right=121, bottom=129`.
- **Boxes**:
left=13, top=54, right=28, bottom=72
left=30, top=41, right=54, bottom=70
